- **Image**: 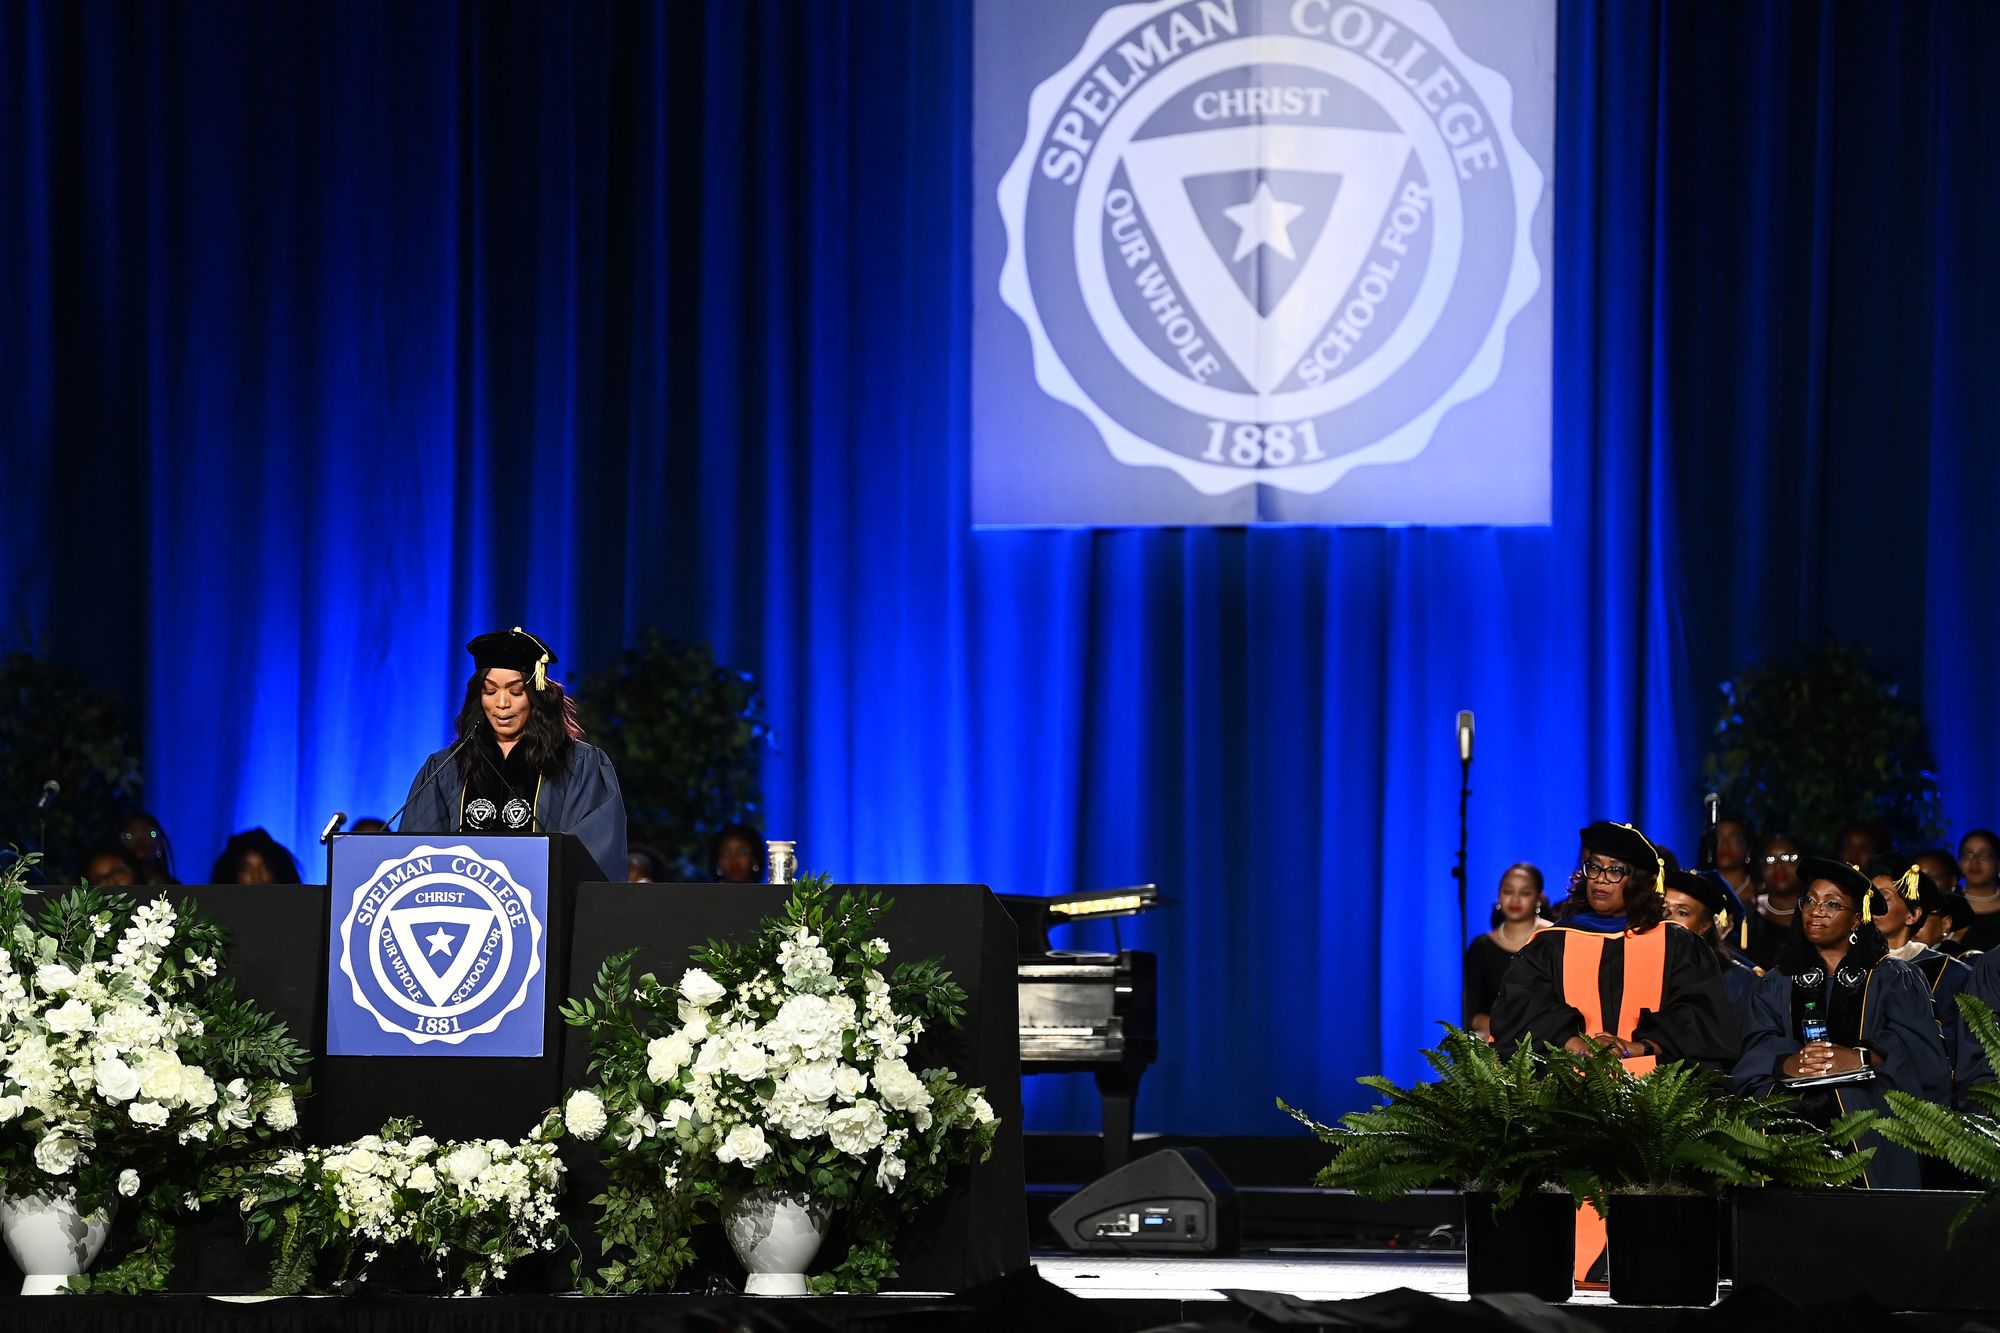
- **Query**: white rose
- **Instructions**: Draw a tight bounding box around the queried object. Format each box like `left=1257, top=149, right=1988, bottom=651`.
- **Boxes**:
left=118, top=1168, right=142, bottom=1198
left=441, top=1144, right=491, bottom=1184
left=563, top=1089, right=608, bottom=1140
left=662, top=1098, right=696, bottom=1132
left=679, top=968, right=728, bottom=1008
left=787, top=1062, right=837, bottom=1103
left=870, top=1058, right=932, bottom=1113
left=263, top=1089, right=298, bottom=1131
left=129, top=1100, right=170, bottom=1127
left=832, top=1065, right=868, bottom=1101
left=271, top=1151, right=306, bottom=1179
left=35, top=964, right=78, bottom=993
left=715, top=1123, right=770, bottom=1166
left=0, top=1094, right=25, bottom=1123
left=34, top=1134, right=81, bottom=1174
left=94, top=1055, right=143, bottom=1103
left=725, top=1043, right=769, bottom=1082
left=646, top=1033, right=693, bottom=1084
left=968, top=1093, right=995, bottom=1124
left=407, top=1164, right=439, bottom=1193
left=825, top=1100, right=888, bottom=1157
left=676, top=1003, right=713, bottom=1040
left=181, top=1071, right=218, bottom=1110
left=136, top=1052, right=190, bottom=1105
left=691, top=1036, right=730, bottom=1078
left=43, top=998, right=96, bottom=1035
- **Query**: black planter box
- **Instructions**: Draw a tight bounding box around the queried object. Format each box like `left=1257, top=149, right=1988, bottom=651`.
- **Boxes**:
left=1735, top=1189, right=2000, bottom=1310
left=1608, top=1193, right=1717, bottom=1306
left=1463, top=1190, right=1573, bottom=1304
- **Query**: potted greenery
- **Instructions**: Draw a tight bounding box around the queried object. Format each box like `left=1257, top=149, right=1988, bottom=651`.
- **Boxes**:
left=1542, top=1044, right=1873, bottom=1307
left=1283, top=1027, right=1576, bottom=1303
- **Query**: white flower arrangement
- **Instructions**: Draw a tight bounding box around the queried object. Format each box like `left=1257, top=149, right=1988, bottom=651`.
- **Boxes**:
left=0, top=858, right=308, bottom=1290
left=551, top=874, right=999, bottom=1294
left=239, top=1117, right=568, bottom=1296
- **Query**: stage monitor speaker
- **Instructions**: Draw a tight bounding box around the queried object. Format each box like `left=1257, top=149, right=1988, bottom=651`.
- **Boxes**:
left=1048, top=1147, right=1239, bottom=1255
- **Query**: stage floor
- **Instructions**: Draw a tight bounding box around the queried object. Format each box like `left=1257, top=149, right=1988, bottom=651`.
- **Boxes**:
left=1033, top=1248, right=1617, bottom=1305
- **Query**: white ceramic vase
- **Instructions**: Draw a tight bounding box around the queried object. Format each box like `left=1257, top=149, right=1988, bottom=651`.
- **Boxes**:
left=0, top=1192, right=116, bottom=1296
left=721, top=1185, right=830, bottom=1296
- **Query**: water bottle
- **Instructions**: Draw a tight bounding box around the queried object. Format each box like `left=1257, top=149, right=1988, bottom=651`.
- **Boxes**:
left=1802, top=1002, right=1828, bottom=1044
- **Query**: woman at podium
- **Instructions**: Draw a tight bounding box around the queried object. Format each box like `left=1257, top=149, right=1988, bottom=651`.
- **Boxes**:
left=397, top=627, right=627, bottom=879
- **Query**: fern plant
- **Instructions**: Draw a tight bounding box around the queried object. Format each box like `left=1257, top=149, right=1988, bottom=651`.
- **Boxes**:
left=1541, top=1043, right=1874, bottom=1213
left=1281, top=1025, right=1569, bottom=1210
left=1876, top=994, right=2000, bottom=1241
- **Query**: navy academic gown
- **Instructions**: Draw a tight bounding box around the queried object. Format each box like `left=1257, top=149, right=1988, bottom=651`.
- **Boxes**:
left=400, top=739, right=627, bottom=883
left=1956, top=947, right=2000, bottom=1089
left=1489, top=924, right=1741, bottom=1066
left=1729, top=959, right=1949, bottom=1188
left=1720, top=957, right=1761, bottom=1034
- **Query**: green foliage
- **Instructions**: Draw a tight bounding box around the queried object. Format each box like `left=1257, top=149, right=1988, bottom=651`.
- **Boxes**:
left=0, top=645, right=144, bottom=879
left=1285, top=1027, right=1874, bottom=1217
left=1875, top=995, right=2000, bottom=1242
left=1541, top=1043, right=1874, bottom=1211
left=1702, top=642, right=1942, bottom=852
left=575, top=632, right=765, bottom=878
left=1281, top=1026, right=1571, bottom=1210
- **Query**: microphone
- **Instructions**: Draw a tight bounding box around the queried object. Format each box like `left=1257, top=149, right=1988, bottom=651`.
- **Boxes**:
left=34, top=780, right=59, bottom=812
left=1456, top=711, right=1474, bottom=765
left=383, top=725, right=482, bottom=832
left=319, top=811, right=349, bottom=846
left=1705, top=792, right=1720, bottom=827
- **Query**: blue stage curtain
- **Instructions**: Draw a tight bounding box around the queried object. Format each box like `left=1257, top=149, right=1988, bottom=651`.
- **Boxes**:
left=4, top=0, right=1998, bottom=1132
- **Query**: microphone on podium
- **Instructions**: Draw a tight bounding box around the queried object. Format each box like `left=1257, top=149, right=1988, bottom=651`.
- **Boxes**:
left=319, top=811, right=349, bottom=846
left=1456, top=710, right=1475, bottom=765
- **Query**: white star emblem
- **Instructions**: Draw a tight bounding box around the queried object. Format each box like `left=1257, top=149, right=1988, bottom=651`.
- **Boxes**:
left=1221, top=181, right=1306, bottom=262
left=424, top=927, right=456, bottom=957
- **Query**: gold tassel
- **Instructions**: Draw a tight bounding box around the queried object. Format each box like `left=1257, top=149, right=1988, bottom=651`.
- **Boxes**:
left=1739, top=912, right=1750, bottom=950
left=1614, top=822, right=1668, bottom=898
left=513, top=626, right=551, bottom=692
left=1898, top=864, right=1923, bottom=905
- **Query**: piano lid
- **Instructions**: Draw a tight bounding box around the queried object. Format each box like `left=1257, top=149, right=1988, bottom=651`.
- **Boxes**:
left=997, top=885, right=1163, bottom=955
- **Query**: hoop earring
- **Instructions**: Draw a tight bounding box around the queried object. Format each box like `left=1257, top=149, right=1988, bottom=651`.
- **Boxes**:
left=1848, top=932, right=1859, bottom=946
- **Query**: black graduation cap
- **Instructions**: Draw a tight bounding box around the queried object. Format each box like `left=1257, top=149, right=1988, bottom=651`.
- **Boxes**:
left=1579, top=821, right=1667, bottom=895
left=1943, top=892, right=1980, bottom=930
left=467, top=626, right=557, bottom=692
left=1664, top=868, right=1742, bottom=926
left=1794, top=856, right=1883, bottom=922
left=1863, top=853, right=1949, bottom=916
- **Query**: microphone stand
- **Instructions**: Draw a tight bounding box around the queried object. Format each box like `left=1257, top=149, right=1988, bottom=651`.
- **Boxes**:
left=1454, top=752, right=1471, bottom=945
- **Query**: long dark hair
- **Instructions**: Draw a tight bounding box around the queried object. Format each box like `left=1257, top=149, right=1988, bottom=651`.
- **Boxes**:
left=1771, top=882, right=1889, bottom=977
left=453, top=668, right=583, bottom=783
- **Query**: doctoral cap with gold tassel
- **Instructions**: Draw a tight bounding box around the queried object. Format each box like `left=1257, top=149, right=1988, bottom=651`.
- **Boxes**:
left=1863, top=853, right=1948, bottom=919
left=466, top=627, right=557, bottom=693
left=1794, top=856, right=1883, bottom=922
left=1579, top=820, right=1669, bottom=897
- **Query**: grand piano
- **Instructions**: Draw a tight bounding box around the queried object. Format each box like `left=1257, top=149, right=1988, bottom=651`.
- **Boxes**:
left=999, top=886, right=1160, bottom=1172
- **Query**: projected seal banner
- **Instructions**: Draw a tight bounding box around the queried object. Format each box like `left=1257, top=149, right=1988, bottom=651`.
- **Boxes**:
left=327, top=837, right=548, bottom=1057
left=975, top=0, right=1554, bottom=525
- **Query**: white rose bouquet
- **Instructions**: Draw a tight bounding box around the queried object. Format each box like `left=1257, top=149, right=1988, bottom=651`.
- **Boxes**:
left=547, top=873, right=998, bottom=1294
left=235, top=1117, right=568, bottom=1296
left=0, top=855, right=308, bottom=1291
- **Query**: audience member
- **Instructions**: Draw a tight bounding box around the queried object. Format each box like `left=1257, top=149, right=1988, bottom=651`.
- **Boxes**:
left=119, top=811, right=178, bottom=883
left=1835, top=819, right=1890, bottom=867
left=627, top=842, right=669, bottom=883
left=1866, top=854, right=1972, bottom=1109
left=1730, top=857, right=1948, bottom=1188
left=1698, top=813, right=1757, bottom=901
left=711, top=822, right=764, bottom=884
left=1663, top=868, right=1760, bottom=1030
left=209, top=828, right=302, bottom=884
left=1742, top=831, right=1807, bottom=970
left=349, top=817, right=389, bottom=834
left=1461, top=863, right=1547, bottom=1037
left=1956, top=829, right=2000, bottom=953
left=80, top=844, right=144, bottom=887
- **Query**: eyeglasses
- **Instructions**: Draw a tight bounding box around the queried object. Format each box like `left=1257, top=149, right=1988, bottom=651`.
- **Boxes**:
left=1962, top=848, right=1996, bottom=865
left=1580, top=859, right=1632, bottom=883
left=1761, top=853, right=1799, bottom=866
left=1800, top=896, right=1855, bottom=915
left=119, top=829, right=161, bottom=844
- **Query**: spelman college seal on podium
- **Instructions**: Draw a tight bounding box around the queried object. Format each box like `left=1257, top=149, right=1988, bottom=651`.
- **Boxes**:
left=995, top=0, right=1545, bottom=503
left=328, top=840, right=548, bottom=1057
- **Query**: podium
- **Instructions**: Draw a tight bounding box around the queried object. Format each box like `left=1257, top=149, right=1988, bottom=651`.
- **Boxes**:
left=564, top=883, right=1029, bottom=1290
left=314, top=830, right=605, bottom=1143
